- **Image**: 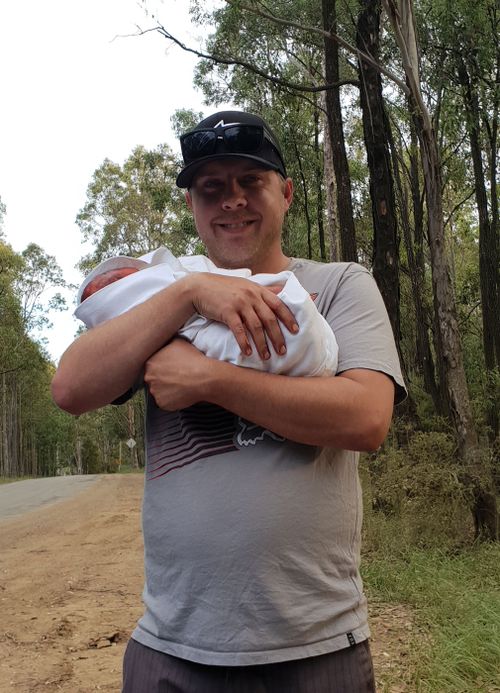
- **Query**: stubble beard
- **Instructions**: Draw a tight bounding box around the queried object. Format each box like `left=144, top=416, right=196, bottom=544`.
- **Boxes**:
left=204, top=227, right=281, bottom=273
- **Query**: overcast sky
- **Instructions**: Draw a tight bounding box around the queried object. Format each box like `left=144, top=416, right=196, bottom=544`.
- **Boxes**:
left=0, top=0, right=229, bottom=361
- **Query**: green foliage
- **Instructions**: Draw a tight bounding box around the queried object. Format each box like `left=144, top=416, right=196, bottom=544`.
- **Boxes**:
left=76, top=144, right=197, bottom=273
left=364, top=431, right=473, bottom=550
left=15, top=243, right=69, bottom=336
left=0, top=232, right=77, bottom=478
left=170, top=108, right=204, bottom=138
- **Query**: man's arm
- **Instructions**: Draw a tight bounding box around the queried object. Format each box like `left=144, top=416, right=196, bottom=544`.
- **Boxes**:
left=51, top=273, right=298, bottom=415
left=144, top=339, right=395, bottom=451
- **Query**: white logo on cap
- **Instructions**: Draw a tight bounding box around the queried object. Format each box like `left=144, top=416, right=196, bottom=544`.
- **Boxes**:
left=213, top=119, right=241, bottom=128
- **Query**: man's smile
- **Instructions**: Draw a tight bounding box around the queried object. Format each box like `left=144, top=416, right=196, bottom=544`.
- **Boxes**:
left=215, top=219, right=257, bottom=231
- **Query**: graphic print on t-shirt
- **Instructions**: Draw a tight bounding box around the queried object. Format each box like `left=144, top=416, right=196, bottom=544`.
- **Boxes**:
left=146, top=402, right=239, bottom=479
left=235, top=419, right=285, bottom=447
left=146, top=402, right=286, bottom=478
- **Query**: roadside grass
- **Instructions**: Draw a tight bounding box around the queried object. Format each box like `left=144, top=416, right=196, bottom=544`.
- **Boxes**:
left=362, top=540, right=500, bottom=692
left=0, top=476, right=32, bottom=484
left=116, top=464, right=144, bottom=474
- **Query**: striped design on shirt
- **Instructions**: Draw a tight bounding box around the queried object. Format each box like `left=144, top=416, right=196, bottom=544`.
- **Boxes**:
left=146, top=402, right=238, bottom=479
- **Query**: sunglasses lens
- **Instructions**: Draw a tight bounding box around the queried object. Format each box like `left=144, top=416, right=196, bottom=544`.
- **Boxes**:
left=181, top=131, right=217, bottom=163
left=223, top=125, right=263, bottom=152
left=181, top=125, right=265, bottom=166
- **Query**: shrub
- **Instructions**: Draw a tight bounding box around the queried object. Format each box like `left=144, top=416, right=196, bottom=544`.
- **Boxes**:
left=362, top=431, right=474, bottom=551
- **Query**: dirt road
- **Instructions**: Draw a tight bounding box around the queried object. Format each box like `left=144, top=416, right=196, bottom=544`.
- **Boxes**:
left=0, top=474, right=411, bottom=693
left=0, top=475, right=101, bottom=521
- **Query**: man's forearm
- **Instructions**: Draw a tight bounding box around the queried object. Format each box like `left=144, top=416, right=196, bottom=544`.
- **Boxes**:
left=52, top=280, right=195, bottom=414
left=204, top=361, right=395, bottom=451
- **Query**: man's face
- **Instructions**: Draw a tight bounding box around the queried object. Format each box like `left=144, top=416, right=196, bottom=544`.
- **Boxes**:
left=185, top=158, right=293, bottom=273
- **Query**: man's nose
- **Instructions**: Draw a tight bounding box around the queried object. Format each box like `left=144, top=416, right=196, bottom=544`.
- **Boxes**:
left=221, top=180, right=247, bottom=210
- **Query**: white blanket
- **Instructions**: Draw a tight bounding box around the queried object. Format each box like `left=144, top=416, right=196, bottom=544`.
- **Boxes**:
left=75, top=247, right=338, bottom=377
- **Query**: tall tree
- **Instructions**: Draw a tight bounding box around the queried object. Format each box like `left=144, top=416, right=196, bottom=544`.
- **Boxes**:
left=322, top=0, right=358, bottom=261
left=424, top=0, right=500, bottom=440
left=356, top=0, right=400, bottom=340
left=383, top=0, right=497, bottom=538
left=15, top=243, right=68, bottom=336
left=76, top=144, right=196, bottom=273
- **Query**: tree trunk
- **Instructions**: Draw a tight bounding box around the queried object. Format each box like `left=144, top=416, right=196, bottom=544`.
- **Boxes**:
left=389, top=114, right=440, bottom=413
left=408, top=121, right=442, bottom=411
left=383, top=0, right=498, bottom=539
left=322, top=0, right=357, bottom=261
left=292, top=138, right=313, bottom=258
left=356, top=0, right=401, bottom=343
left=322, top=94, right=340, bottom=261
left=313, top=104, right=327, bottom=261
left=457, top=57, right=499, bottom=440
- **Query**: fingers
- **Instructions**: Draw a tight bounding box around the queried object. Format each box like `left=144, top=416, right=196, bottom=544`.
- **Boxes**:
left=261, top=289, right=299, bottom=335
left=243, top=307, right=274, bottom=360
left=226, top=317, right=253, bottom=357
left=229, top=290, right=299, bottom=360
left=191, top=275, right=299, bottom=359
left=246, top=304, right=285, bottom=359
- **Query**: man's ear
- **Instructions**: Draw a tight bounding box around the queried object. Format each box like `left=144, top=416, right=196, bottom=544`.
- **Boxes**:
left=185, top=190, right=193, bottom=209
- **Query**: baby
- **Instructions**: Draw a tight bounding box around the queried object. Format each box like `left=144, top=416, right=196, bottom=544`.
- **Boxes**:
left=75, top=247, right=338, bottom=377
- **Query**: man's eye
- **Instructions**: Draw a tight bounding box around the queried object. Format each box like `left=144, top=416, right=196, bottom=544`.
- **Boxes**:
left=242, top=175, right=260, bottom=185
left=203, top=180, right=222, bottom=190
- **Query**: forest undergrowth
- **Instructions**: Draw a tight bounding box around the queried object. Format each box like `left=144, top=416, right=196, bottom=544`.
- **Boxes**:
left=361, top=464, right=500, bottom=693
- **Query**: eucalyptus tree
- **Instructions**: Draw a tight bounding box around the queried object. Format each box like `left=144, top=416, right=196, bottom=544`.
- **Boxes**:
left=417, top=0, right=500, bottom=441
left=14, top=243, right=68, bottom=337
left=0, top=240, right=68, bottom=476
left=356, top=0, right=400, bottom=342
left=76, top=144, right=196, bottom=274
left=382, top=0, right=498, bottom=538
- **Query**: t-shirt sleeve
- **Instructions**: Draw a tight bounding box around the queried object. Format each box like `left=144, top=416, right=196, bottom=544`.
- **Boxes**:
left=323, top=264, right=406, bottom=404
left=111, top=371, right=145, bottom=406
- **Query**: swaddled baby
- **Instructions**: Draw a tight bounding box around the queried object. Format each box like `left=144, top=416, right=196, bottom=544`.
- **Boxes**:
left=75, top=247, right=338, bottom=377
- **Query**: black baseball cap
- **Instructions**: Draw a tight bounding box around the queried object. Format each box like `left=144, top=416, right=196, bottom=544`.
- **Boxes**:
left=176, top=110, right=287, bottom=188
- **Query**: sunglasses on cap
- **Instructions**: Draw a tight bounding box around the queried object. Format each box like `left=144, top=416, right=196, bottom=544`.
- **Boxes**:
left=180, top=123, right=281, bottom=165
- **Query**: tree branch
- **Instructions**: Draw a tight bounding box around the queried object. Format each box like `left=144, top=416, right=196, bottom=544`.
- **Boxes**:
left=0, top=365, right=26, bottom=376
left=133, top=24, right=358, bottom=94
left=224, top=0, right=410, bottom=95
left=444, top=190, right=475, bottom=228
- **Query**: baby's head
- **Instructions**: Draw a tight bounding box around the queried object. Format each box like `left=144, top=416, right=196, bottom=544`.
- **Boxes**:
left=81, top=267, right=139, bottom=302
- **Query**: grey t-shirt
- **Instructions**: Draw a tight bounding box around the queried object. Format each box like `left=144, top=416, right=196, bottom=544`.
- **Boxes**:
left=132, top=260, right=406, bottom=665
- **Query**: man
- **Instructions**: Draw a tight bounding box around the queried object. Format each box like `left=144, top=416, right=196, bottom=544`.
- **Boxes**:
left=52, top=111, right=406, bottom=692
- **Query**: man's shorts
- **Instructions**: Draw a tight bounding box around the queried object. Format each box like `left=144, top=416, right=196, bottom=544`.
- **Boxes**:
left=122, top=637, right=376, bottom=692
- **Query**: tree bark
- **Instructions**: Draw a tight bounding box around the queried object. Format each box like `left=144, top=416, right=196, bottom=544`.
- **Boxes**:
left=313, top=103, right=327, bottom=261
left=356, top=0, right=401, bottom=343
left=322, top=93, right=340, bottom=261
left=322, top=0, right=357, bottom=261
left=457, top=57, right=499, bottom=440
left=408, top=122, right=442, bottom=411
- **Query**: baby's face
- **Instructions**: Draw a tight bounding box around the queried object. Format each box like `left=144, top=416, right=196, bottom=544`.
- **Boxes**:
left=81, top=267, right=139, bottom=302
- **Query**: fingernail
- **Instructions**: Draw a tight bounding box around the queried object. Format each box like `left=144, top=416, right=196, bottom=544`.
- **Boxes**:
left=263, top=349, right=270, bottom=360
left=279, top=345, right=286, bottom=355
left=292, top=323, right=299, bottom=333
left=245, top=347, right=252, bottom=356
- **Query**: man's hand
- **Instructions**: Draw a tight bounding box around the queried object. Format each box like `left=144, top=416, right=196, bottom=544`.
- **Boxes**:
left=144, top=338, right=212, bottom=411
left=183, top=273, right=299, bottom=361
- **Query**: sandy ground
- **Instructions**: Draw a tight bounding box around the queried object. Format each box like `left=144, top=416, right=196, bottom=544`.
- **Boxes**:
left=0, top=474, right=413, bottom=692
